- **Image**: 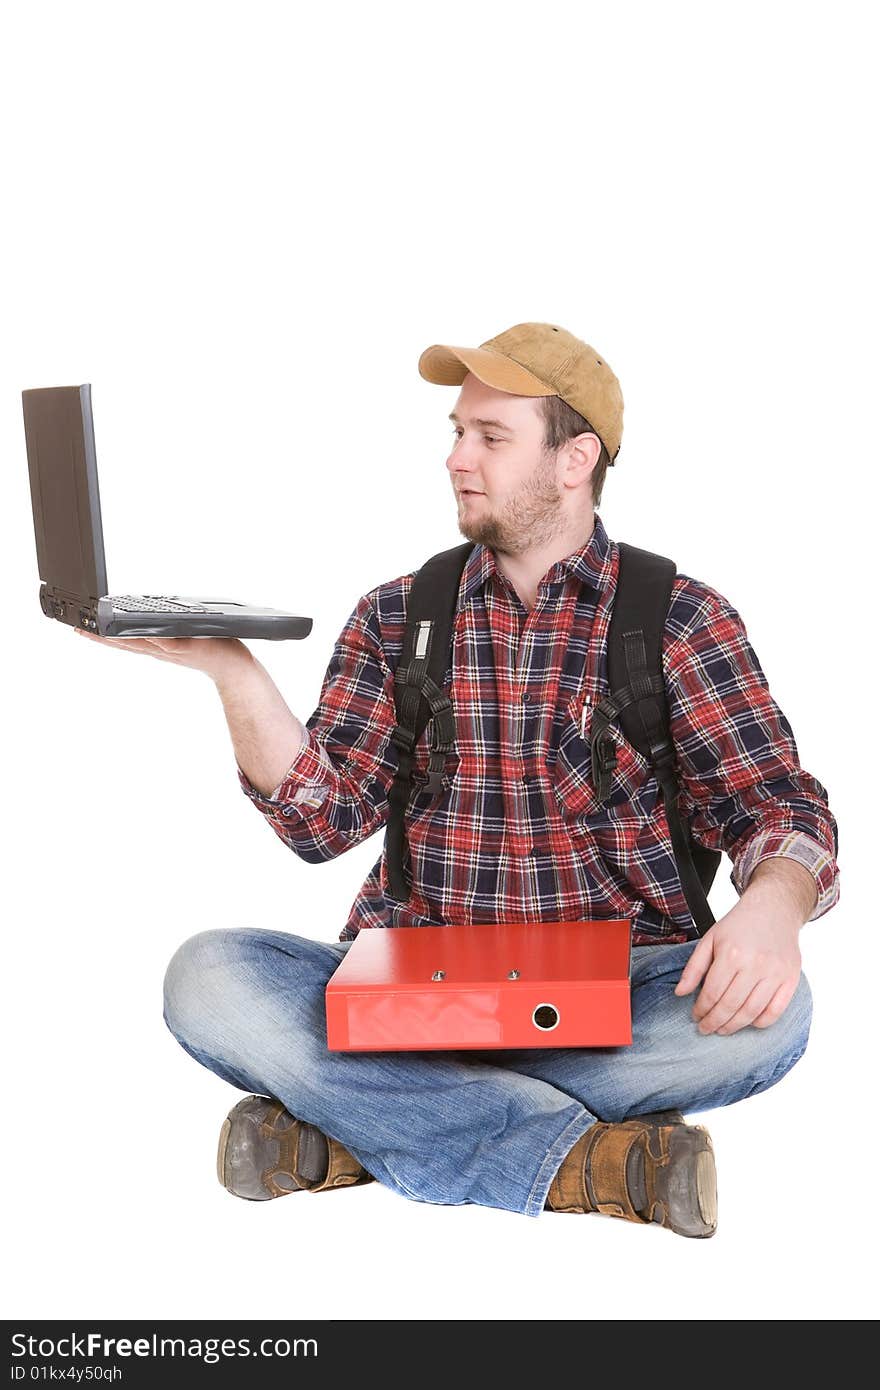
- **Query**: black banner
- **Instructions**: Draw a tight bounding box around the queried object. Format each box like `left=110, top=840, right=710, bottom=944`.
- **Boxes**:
left=4, top=1321, right=573, bottom=1384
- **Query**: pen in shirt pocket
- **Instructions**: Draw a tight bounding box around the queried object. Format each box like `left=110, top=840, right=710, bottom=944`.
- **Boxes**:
left=580, top=693, right=592, bottom=739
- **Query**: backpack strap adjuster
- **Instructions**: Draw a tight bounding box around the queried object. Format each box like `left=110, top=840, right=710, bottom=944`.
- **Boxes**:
left=390, top=724, right=416, bottom=755
left=647, top=734, right=677, bottom=775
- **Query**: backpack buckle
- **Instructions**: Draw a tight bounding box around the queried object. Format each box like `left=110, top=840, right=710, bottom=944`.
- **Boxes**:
left=412, top=768, right=445, bottom=796
left=390, top=725, right=416, bottom=755
left=590, top=729, right=618, bottom=802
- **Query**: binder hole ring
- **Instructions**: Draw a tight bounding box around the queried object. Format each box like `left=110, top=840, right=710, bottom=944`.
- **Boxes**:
left=532, top=1003, right=560, bottom=1031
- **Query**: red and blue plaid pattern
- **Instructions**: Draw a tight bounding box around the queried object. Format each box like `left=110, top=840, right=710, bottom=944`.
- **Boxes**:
left=238, top=512, right=839, bottom=944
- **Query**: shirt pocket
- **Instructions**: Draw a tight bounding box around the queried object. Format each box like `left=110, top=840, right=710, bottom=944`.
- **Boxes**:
left=549, top=691, right=658, bottom=851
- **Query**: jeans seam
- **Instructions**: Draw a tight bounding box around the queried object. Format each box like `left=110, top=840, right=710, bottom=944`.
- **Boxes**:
left=375, top=1159, right=440, bottom=1203
left=525, top=1109, right=597, bottom=1218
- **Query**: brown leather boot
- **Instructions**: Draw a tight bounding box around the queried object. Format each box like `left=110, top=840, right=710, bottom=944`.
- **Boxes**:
left=217, top=1095, right=376, bottom=1201
left=545, top=1111, right=717, bottom=1237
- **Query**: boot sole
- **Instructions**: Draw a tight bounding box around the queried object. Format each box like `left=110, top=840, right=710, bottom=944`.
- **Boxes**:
left=216, top=1097, right=306, bottom=1201
left=216, top=1116, right=233, bottom=1190
left=652, top=1125, right=718, bottom=1237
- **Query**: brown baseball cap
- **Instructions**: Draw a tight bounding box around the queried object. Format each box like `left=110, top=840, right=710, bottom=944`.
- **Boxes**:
left=417, top=321, right=623, bottom=463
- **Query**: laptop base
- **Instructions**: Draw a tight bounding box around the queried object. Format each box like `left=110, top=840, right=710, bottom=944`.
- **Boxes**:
left=39, top=583, right=312, bottom=640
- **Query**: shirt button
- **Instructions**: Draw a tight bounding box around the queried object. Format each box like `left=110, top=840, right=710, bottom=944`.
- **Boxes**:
left=521, top=692, right=532, bottom=703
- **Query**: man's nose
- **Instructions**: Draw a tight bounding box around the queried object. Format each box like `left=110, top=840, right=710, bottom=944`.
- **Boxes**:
left=447, top=438, right=479, bottom=474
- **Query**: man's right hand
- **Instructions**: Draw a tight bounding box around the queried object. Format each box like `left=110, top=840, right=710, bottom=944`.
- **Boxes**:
left=73, top=628, right=253, bottom=685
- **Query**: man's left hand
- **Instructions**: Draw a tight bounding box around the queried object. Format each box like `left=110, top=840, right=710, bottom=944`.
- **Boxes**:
left=673, top=898, right=803, bottom=1036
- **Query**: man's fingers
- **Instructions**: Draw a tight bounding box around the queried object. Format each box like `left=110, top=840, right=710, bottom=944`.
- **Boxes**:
left=751, top=977, right=799, bottom=1029
left=695, top=971, right=767, bottom=1034
left=673, top=934, right=713, bottom=995
left=73, top=627, right=239, bottom=680
left=688, top=956, right=738, bottom=1030
left=75, top=629, right=140, bottom=651
left=714, top=979, right=779, bottom=1035
left=74, top=629, right=184, bottom=660
left=75, top=630, right=158, bottom=656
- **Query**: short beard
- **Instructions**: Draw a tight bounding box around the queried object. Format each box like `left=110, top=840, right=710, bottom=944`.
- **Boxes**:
left=456, top=449, right=564, bottom=556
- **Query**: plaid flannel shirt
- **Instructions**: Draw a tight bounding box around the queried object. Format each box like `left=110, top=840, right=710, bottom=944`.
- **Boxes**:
left=237, top=511, right=839, bottom=944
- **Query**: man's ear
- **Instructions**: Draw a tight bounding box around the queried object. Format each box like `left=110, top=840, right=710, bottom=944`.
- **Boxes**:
left=562, top=432, right=600, bottom=489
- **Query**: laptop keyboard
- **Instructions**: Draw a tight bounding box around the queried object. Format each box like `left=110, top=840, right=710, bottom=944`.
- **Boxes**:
left=110, top=595, right=211, bottom=613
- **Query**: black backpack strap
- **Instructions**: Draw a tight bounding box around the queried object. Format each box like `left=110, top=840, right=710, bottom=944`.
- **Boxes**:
left=592, top=541, right=719, bottom=936
left=385, top=542, right=475, bottom=902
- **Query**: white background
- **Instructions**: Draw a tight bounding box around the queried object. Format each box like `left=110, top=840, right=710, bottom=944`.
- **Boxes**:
left=2, top=0, right=875, bottom=1324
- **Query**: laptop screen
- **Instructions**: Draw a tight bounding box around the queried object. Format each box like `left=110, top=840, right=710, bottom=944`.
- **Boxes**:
left=22, top=383, right=108, bottom=602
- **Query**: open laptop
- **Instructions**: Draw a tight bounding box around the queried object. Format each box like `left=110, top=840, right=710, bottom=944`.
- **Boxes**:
left=21, top=383, right=313, bottom=640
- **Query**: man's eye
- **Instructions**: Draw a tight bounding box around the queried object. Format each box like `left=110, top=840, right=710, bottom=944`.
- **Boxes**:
left=451, top=428, right=499, bottom=444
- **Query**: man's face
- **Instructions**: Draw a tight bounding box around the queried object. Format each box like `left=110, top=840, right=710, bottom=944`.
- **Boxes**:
left=446, top=372, right=565, bottom=556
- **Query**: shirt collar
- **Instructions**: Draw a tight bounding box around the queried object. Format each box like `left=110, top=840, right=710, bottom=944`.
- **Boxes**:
left=457, top=510, right=615, bottom=611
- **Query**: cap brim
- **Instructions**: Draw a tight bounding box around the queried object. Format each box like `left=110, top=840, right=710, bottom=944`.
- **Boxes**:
left=418, top=344, right=556, bottom=398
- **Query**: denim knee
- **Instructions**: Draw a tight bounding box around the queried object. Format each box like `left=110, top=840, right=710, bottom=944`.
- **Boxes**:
left=162, top=926, right=346, bottom=1052
left=692, top=968, right=814, bottom=1096
left=162, top=928, right=238, bottom=1046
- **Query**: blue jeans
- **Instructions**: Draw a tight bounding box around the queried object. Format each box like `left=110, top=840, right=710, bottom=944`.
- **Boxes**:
left=162, top=927, right=813, bottom=1218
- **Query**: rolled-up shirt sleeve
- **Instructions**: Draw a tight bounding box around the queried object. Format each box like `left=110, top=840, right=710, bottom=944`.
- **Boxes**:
left=237, top=592, right=401, bottom=862
left=664, top=589, right=840, bottom=922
